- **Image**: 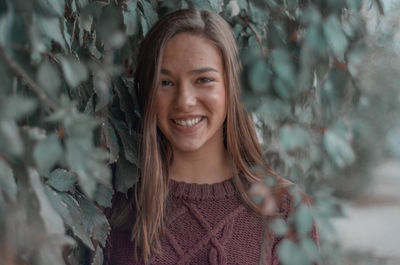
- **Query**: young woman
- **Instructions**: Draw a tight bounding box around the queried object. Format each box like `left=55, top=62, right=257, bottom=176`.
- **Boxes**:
left=105, top=8, right=318, bottom=265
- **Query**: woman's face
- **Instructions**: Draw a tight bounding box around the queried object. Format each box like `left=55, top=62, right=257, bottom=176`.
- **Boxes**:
left=155, top=32, right=227, bottom=156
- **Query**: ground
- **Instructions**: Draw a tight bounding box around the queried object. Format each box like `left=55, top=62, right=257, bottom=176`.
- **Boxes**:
left=332, top=160, right=400, bottom=265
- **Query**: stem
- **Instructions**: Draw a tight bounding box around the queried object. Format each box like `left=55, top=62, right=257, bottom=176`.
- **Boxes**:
left=0, top=46, right=58, bottom=112
left=241, top=16, right=268, bottom=55
left=375, top=0, right=384, bottom=15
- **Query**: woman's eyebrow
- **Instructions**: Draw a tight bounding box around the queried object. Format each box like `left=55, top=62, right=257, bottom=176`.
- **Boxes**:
left=161, top=68, right=173, bottom=76
left=190, top=67, right=219, bottom=74
left=160, top=67, right=218, bottom=76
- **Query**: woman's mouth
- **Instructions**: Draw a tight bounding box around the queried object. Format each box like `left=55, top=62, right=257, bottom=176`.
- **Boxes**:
left=172, top=117, right=203, bottom=127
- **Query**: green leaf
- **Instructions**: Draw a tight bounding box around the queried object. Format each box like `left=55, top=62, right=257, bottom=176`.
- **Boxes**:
left=110, top=117, right=140, bottom=166
left=65, top=138, right=98, bottom=197
left=269, top=218, right=288, bottom=236
left=226, top=0, right=240, bottom=17
left=294, top=105, right=313, bottom=124
left=84, top=93, right=95, bottom=115
left=95, top=5, right=123, bottom=46
left=60, top=56, right=88, bottom=88
left=0, top=158, right=17, bottom=201
left=37, top=61, right=61, bottom=96
left=36, top=0, right=65, bottom=17
left=123, top=1, right=139, bottom=36
left=115, top=154, right=139, bottom=193
left=249, top=59, right=271, bottom=94
left=75, top=0, right=89, bottom=9
left=34, top=132, right=63, bottom=174
left=79, top=13, right=93, bottom=32
left=0, top=120, right=23, bottom=156
left=30, top=20, right=47, bottom=57
left=272, top=49, right=296, bottom=99
left=0, top=3, right=13, bottom=46
left=64, top=113, right=111, bottom=198
left=92, top=68, right=114, bottom=112
left=294, top=204, right=313, bottom=236
left=87, top=32, right=102, bottom=59
left=93, top=183, right=114, bottom=208
left=323, top=15, right=348, bottom=61
left=101, top=120, right=119, bottom=164
left=140, top=13, right=148, bottom=36
left=345, top=0, right=362, bottom=10
left=300, top=237, right=321, bottom=263
left=236, top=0, right=247, bottom=10
left=64, top=112, right=100, bottom=137
left=109, top=33, right=127, bottom=50
left=248, top=2, right=268, bottom=22
left=117, top=76, right=139, bottom=130
left=210, top=0, right=222, bottom=10
left=29, top=169, right=75, bottom=264
left=45, top=187, right=94, bottom=250
left=91, top=244, right=104, bottom=265
left=0, top=95, right=37, bottom=121
left=285, top=0, right=299, bottom=10
left=387, top=127, right=400, bottom=158
left=77, top=194, right=110, bottom=247
left=278, top=239, right=310, bottom=265
left=304, top=24, right=326, bottom=56
left=62, top=18, right=71, bottom=50
left=37, top=16, right=67, bottom=50
left=280, top=125, right=311, bottom=152
left=47, top=168, right=77, bottom=193
left=255, top=98, right=291, bottom=129
left=232, top=23, right=243, bottom=38
left=29, top=169, right=66, bottom=235
left=323, top=128, right=355, bottom=168
left=141, top=0, right=158, bottom=25
left=299, top=5, right=321, bottom=25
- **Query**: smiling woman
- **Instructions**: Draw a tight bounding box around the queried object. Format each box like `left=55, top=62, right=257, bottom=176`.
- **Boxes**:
left=105, top=8, right=318, bottom=265
left=156, top=33, right=230, bottom=183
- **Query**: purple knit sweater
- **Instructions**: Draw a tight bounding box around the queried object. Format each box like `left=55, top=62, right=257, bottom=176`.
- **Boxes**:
left=105, top=178, right=318, bottom=265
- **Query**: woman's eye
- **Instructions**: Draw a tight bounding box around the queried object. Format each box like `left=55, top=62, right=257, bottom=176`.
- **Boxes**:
left=161, top=80, right=173, bottom=86
left=196, top=77, right=213, bottom=84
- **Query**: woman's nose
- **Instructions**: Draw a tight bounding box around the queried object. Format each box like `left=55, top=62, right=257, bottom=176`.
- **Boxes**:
left=174, top=83, right=196, bottom=111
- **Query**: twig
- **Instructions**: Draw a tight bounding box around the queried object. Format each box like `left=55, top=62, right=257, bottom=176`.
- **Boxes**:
left=0, top=46, right=58, bottom=112
left=374, top=0, right=384, bottom=15
left=70, top=15, right=77, bottom=48
left=316, top=69, right=331, bottom=92
left=241, top=16, right=268, bottom=55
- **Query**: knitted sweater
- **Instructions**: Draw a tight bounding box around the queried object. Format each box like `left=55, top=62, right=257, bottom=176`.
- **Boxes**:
left=105, top=178, right=318, bottom=265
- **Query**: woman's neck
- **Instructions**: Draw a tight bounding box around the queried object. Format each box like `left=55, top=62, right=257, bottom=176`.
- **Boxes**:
left=168, top=144, right=232, bottom=184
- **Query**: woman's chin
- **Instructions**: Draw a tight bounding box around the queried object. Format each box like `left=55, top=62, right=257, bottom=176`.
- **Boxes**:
left=171, top=142, right=203, bottom=154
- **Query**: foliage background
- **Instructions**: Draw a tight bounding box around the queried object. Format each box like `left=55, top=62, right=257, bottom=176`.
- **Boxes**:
left=0, top=0, right=399, bottom=264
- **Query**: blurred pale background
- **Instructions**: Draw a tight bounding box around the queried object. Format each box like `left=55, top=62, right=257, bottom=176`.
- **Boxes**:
left=331, top=1, right=400, bottom=264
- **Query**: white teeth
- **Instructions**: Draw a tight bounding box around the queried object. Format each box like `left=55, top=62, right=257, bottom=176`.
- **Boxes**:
left=173, top=117, right=202, bottom=127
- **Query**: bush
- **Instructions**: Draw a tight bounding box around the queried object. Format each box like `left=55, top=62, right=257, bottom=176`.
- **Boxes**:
left=1, top=0, right=398, bottom=264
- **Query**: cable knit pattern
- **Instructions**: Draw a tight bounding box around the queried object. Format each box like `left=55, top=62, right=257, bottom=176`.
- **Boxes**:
left=104, top=178, right=319, bottom=265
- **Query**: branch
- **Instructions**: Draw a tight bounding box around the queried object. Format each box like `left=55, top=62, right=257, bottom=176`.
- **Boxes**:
left=316, top=69, right=331, bottom=92
left=0, top=46, right=58, bottom=112
left=374, top=0, right=384, bottom=15
left=241, top=16, right=268, bottom=55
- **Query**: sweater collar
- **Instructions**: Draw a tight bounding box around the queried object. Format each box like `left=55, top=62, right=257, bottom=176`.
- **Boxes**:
left=167, top=178, right=237, bottom=200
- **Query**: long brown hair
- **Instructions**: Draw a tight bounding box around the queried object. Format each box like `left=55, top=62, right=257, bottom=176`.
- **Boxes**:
left=111, top=8, right=277, bottom=264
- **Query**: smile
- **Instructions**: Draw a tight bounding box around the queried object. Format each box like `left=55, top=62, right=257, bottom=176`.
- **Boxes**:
left=172, top=117, right=203, bottom=127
